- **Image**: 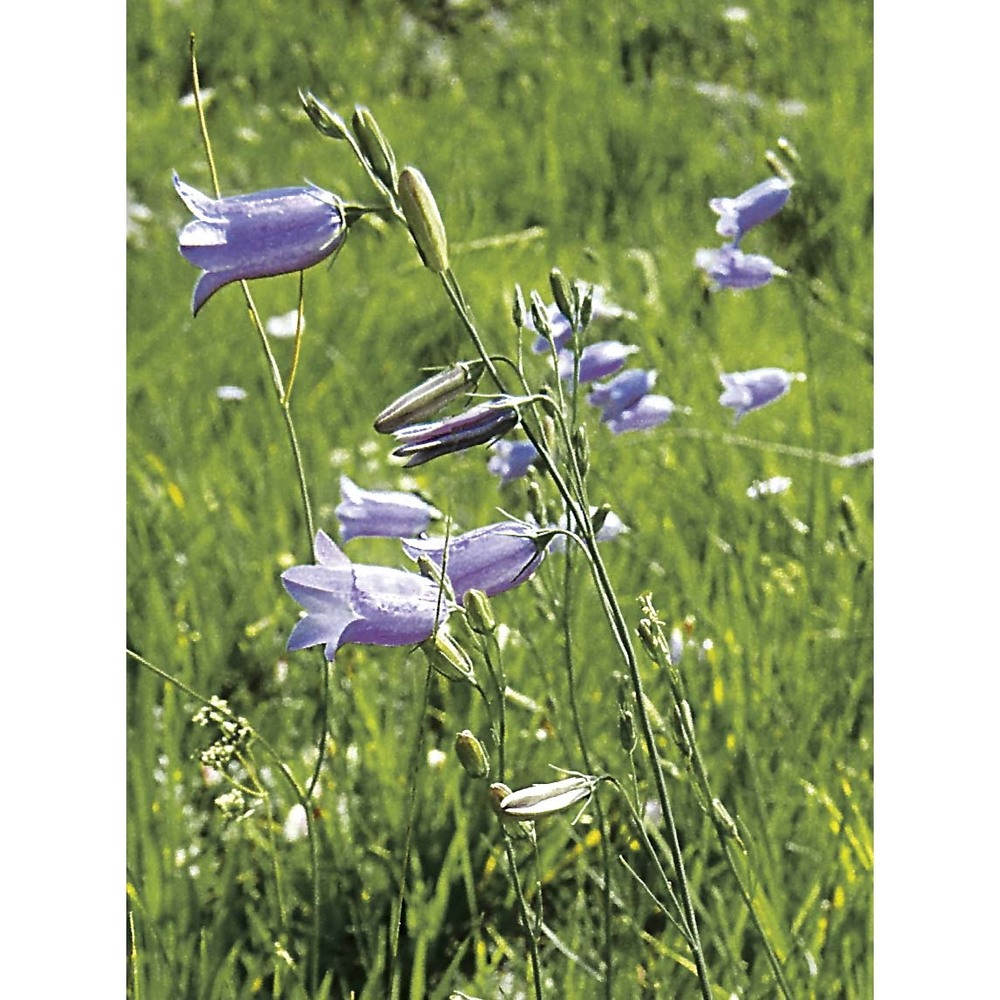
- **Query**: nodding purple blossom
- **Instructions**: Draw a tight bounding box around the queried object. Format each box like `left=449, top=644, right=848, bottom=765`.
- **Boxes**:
left=604, top=394, right=679, bottom=434
left=335, top=475, right=442, bottom=542
left=718, top=367, right=805, bottom=422
left=281, top=530, right=452, bottom=661
left=173, top=172, right=347, bottom=315
left=391, top=399, right=520, bottom=467
left=528, top=285, right=635, bottom=353
left=401, top=520, right=550, bottom=602
left=487, top=440, right=539, bottom=484
left=558, top=341, right=639, bottom=384
left=695, top=245, right=787, bottom=291
left=709, top=177, right=792, bottom=244
left=587, top=368, right=657, bottom=421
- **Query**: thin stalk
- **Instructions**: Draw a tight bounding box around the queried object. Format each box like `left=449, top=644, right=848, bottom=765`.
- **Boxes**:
left=436, top=264, right=713, bottom=1000
left=503, top=834, right=545, bottom=1000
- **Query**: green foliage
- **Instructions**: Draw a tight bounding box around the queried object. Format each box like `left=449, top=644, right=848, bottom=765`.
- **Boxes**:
left=128, top=0, right=872, bottom=997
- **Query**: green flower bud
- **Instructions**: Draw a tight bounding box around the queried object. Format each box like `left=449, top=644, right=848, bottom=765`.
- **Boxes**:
left=591, top=503, right=612, bottom=537
left=487, top=782, right=535, bottom=839
left=529, top=289, right=553, bottom=340
left=398, top=166, right=450, bottom=274
left=421, top=632, right=476, bottom=685
left=511, top=283, right=527, bottom=329
left=839, top=494, right=858, bottom=534
left=373, top=361, right=485, bottom=434
left=454, top=730, right=491, bottom=779
left=618, top=704, right=636, bottom=754
left=463, top=589, right=496, bottom=635
left=549, top=268, right=576, bottom=328
left=573, top=425, right=590, bottom=478
left=351, top=105, right=397, bottom=191
left=298, top=90, right=352, bottom=141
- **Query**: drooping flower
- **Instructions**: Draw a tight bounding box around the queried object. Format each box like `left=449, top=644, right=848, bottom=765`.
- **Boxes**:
left=695, top=245, right=787, bottom=291
left=718, top=367, right=805, bottom=422
left=281, top=530, right=452, bottom=661
left=557, top=341, right=640, bottom=383
left=391, top=399, right=520, bottom=467
left=587, top=368, right=657, bottom=421
left=401, top=520, right=550, bottom=602
left=173, top=172, right=346, bottom=315
left=335, top=475, right=442, bottom=542
left=604, top=394, right=678, bottom=434
left=487, top=440, right=539, bottom=483
left=709, top=177, right=791, bottom=243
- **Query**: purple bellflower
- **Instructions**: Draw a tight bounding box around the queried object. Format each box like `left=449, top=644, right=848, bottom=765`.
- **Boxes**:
left=557, top=341, right=639, bottom=384
left=391, top=399, right=520, bottom=467
left=173, top=172, right=346, bottom=315
left=336, top=475, right=442, bottom=542
left=604, top=394, right=678, bottom=434
left=718, top=367, right=805, bottom=422
left=587, top=368, right=657, bottom=421
left=695, top=245, right=787, bottom=291
left=401, top=520, right=550, bottom=602
left=281, top=530, right=453, bottom=661
left=709, top=177, right=792, bottom=244
left=487, top=440, right=539, bottom=484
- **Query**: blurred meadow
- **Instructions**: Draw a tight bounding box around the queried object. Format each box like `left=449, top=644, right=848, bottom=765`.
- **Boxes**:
left=127, top=0, right=873, bottom=997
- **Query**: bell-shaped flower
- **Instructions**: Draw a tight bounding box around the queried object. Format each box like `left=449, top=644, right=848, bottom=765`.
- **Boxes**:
left=557, top=341, right=639, bottom=384
left=718, top=367, right=805, bottom=422
left=173, top=172, right=347, bottom=315
left=487, top=440, right=539, bottom=484
left=281, top=530, right=452, bottom=661
left=709, top=177, right=792, bottom=244
left=587, top=368, right=657, bottom=421
left=401, top=520, right=551, bottom=602
left=604, top=393, right=679, bottom=434
left=335, top=475, right=442, bottom=542
left=391, top=399, right=520, bottom=468
left=695, top=245, right=787, bottom=291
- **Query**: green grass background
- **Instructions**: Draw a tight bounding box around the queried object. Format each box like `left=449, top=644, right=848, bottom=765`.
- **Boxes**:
left=127, top=0, right=872, bottom=996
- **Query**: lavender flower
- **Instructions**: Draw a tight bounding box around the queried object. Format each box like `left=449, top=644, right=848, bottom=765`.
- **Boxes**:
left=605, top=394, right=678, bottom=434
left=335, top=475, right=442, bottom=542
left=557, top=341, right=639, bottom=383
left=487, top=440, right=539, bottom=483
left=718, top=367, right=805, bottom=422
left=401, top=520, right=550, bottom=602
left=709, top=177, right=792, bottom=243
left=587, top=368, right=657, bottom=421
left=391, top=399, right=519, bottom=467
left=281, top=530, right=452, bottom=661
left=695, top=245, right=787, bottom=291
left=173, top=172, right=346, bottom=315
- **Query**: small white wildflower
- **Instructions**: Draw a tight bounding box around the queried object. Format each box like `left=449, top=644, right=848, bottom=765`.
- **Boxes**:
left=284, top=803, right=309, bottom=842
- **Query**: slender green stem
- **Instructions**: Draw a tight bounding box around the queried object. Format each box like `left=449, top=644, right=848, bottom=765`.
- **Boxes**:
left=435, top=263, right=713, bottom=1000
left=503, top=833, right=545, bottom=1000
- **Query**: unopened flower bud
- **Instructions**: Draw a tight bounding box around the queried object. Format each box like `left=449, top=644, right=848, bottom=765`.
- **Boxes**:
left=488, top=782, right=534, bottom=838
left=590, top=504, right=612, bottom=537
left=512, top=284, right=527, bottom=329
left=618, top=704, right=636, bottom=754
left=463, top=589, right=496, bottom=635
left=421, top=632, right=476, bottom=685
left=526, top=480, right=547, bottom=528
left=549, top=268, right=576, bottom=328
left=499, top=773, right=601, bottom=820
left=455, top=730, right=491, bottom=779
left=839, top=494, right=858, bottom=534
left=712, top=797, right=744, bottom=848
left=529, top=290, right=553, bottom=341
left=578, top=282, right=595, bottom=329
left=374, top=361, right=485, bottom=434
left=351, top=105, right=397, bottom=190
left=298, top=90, right=352, bottom=141
left=398, top=166, right=450, bottom=274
